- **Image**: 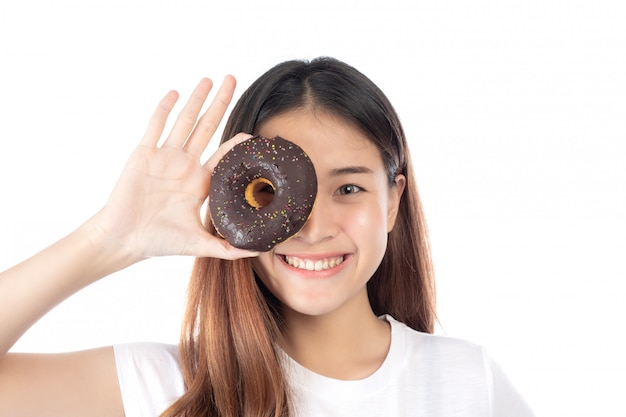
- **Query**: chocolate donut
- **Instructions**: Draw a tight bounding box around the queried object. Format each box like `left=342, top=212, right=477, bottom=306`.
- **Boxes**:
left=209, top=136, right=317, bottom=251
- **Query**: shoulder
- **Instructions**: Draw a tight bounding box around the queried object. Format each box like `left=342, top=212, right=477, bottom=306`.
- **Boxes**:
left=113, top=343, right=184, bottom=417
left=386, top=315, right=486, bottom=363
left=384, top=314, right=490, bottom=391
left=384, top=316, right=536, bottom=416
left=114, top=342, right=180, bottom=366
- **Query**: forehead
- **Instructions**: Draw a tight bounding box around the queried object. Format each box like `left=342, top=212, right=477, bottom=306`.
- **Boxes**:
left=256, top=110, right=383, bottom=172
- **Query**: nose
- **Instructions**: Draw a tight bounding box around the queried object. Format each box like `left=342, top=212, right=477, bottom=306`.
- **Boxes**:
left=293, top=194, right=337, bottom=245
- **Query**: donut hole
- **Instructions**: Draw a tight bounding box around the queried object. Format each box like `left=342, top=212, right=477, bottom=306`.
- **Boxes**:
left=245, top=177, right=276, bottom=209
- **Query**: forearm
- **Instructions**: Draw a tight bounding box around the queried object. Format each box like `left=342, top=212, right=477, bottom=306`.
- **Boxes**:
left=0, top=216, right=137, bottom=355
left=0, top=77, right=247, bottom=357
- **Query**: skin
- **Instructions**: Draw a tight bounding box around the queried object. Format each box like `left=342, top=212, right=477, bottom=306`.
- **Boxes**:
left=0, top=77, right=256, bottom=417
left=254, top=110, right=405, bottom=380
left=0, top=80, right=406, bottom=414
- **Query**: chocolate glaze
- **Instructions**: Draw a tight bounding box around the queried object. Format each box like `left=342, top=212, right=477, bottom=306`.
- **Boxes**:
left=209, top=136, right=317, bottom=251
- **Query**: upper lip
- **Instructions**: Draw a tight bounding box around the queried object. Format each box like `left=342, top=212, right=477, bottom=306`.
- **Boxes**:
left=279, top=252, right=345, bottom=260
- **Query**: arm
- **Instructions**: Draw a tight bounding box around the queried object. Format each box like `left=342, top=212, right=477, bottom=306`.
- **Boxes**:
left=0, top=348, right=122, bottom=417
left=0, top=219, right=134, bottom=357
left=0, top=76, right=256, bottom=416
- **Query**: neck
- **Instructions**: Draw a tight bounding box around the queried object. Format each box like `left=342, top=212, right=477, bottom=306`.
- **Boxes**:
left=279, top=290, right=391, bottom=380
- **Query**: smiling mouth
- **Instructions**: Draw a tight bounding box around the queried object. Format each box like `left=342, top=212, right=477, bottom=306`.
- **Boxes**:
left=284, top=255, right=345, bottom=271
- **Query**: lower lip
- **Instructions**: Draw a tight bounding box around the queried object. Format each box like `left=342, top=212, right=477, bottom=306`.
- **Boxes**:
left=279, top=255, right=350, bottom=279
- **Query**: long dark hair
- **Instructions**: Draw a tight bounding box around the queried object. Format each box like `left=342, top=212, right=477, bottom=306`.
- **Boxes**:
left=162, top=57, right=436, bottom=417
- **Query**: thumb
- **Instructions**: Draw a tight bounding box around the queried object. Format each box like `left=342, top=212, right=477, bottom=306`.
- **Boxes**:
left=192, top=230, right=260, bottom=260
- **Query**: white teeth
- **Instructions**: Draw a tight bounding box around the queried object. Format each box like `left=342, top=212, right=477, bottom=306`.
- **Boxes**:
left=285, top=255, right=344, bottom=271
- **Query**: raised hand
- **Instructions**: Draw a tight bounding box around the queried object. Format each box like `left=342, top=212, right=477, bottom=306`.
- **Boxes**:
left=89, top=77, right=256, bottom=260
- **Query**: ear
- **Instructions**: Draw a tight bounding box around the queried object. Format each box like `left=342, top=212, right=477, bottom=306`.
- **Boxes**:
left=387, top=174, right=406, bottom=233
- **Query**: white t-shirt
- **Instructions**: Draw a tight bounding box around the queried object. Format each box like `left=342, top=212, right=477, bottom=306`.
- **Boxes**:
left=114, top=316, right=534, bottom=417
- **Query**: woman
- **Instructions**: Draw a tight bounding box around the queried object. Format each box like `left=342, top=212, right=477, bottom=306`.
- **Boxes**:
left=0, top=58, right=534, bottom=416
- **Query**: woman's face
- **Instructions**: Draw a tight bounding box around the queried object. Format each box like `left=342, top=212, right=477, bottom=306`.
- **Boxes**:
left=252, top=109, right=405, bottom=319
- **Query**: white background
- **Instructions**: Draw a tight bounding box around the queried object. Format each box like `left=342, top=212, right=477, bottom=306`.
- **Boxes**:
left=1, top=1, right=624, bottom=416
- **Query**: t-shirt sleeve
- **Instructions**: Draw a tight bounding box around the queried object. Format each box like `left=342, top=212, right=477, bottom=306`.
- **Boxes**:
left=113, top=343, right=185, bottom=417
left=483, top=348, right=536, bottom=417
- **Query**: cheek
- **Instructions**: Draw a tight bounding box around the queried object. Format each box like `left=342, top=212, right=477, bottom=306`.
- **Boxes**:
left=251, top=255, right=274, bottom=288
left=342, top=199, right=389, bottom=246
left=250, top=255, right=295, bottom=309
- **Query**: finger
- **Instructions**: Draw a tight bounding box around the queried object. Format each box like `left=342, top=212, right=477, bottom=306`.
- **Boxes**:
left=161, top=78, right=213, bottom=149
left=184, top=75, right=237, bottom=156
left=203, top=132, right=253, bottom=172
left=193, top=231, right=260, bottom=260
left=139, top=90, right=179, bottom=147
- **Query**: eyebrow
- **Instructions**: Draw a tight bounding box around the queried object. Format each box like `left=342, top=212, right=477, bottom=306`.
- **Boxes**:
left=329, top=166, right=374, bottom=176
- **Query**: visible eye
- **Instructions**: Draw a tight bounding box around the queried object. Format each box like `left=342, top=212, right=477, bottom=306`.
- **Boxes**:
left=258, top=184, right=275, bottom=195
left=336, top=184, right=362, bottom=195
